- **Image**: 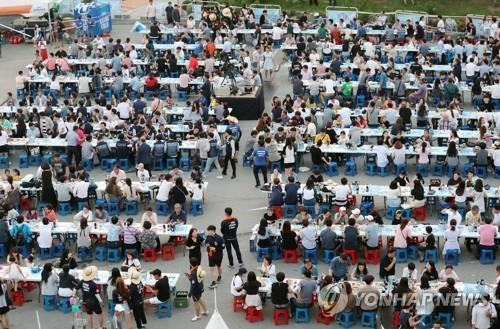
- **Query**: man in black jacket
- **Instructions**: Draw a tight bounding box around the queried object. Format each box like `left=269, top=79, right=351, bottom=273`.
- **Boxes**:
left=220, top=207, right=243, bottom=269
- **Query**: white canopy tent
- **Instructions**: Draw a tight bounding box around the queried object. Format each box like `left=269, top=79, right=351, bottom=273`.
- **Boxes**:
left=0, top=0, right=61, bottom=16
left=205, top=290, right=229, bottom=329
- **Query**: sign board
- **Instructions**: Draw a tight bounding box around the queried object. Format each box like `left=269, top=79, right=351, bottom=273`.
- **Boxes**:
left=250, top=4, right=281, bottom=24
left=467, top=15, right=487, bottom=36
left=192, top=1, right=220, bottom=21
left=395, top=10, right=427, bottom=25
left=73, top=2, right=112, bottom=35
left=325, top=7, right=358, bottom=25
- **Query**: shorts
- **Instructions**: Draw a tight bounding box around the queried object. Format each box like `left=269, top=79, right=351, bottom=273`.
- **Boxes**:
left=84, top=300, right=103, bottom=315
left=147, top=297, right=167, bottom=305
left=284, top=162, right=295, bottom=169
left=208, top=255, right=222, bottom=267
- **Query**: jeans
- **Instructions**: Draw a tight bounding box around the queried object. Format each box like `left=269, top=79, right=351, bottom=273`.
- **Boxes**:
left=202, top=156, right=222, bottom=175
left=477, top=244, right=497, bottom=259
left=67, top=145, right=81, bottom=166
left=224, top=239, right=243, bottom=266
left=253, top=165, right=268, bottom=185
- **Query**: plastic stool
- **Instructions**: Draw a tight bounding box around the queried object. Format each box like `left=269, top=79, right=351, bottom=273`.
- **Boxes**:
left=476, top=166, right=488, bottom=179
left=107, top=202, right=120, bottom=216
left=118, top=158, right=129, bottom=171
left=11, top=290, right=24, bottom=306
left=39, top=248, right=52, bottom=260
left=479, top=249, right=494, bottom=265
left=78, top=247, right=92, bottom=261
left=273, top=308, right=289, bottom=325
left=51, top=241, right=65, bottom=257
left=304, top=248, right=317, bottom=264
left=43, top=295, right=57, bottom=311
left=377, top=166, right=389, bottom=177
left=424, top=249, right=438, bottom=263
left=364, top=249, right=380, bottom=264
left=294, top=307, right=310, bottom=323
left=232, top=296, right=244, bottom=312
left=417, top=163, right=429, bottom=177
left=143, top=248, right=157, bottom=262
left=345, top=160, right=357, bottom=176
left=242, top=155, right=253, bottom=167
left=17, top=244, right=30, bottom=258
left=365, top=163, right=377, bottom=176
left=437, top=312, right=453, bottom=329
left=156, top=201, right=170, bottom=216
left=360, top=311, right=377, bottom=328
left=316, top=311, right=334, bottom=324
left=245, top=307, right=264, bottom=323
left=107, top=248, right=121, bottom=262
left=0, top=156, right=8, bottom=168
left=157, top=301, right=172, bottom=318
left=283, top=249, right=298, bottom=263
left=396, top=248, right=408, bottom=263
left=360, top=201, right=374, bottom=216
left=95, top=246, right=107, bottom=261
left=432, top=162, right=445, bottom=176
left=58, top=296, right=72, bottom=313
left=166, top=157, right=177, bottom=170
left=344, top=249, right=358, bottom=264
left=178, top=90, right=188, bottom=101
left=153, top=157, right=164, bottom=170
left=412, top=207, right=426, bottom=221
left=385, top=207, right=399, bottom=220
left=77, top=201, right=87, bottom=212
left=283, top=205, right=297, bottom=219
left=272, top=244, right=282, bottom=260
left=407, top=245, right=419, bottom=260
left=322, top=249, right=336, bottom=264
left=19, top=153, right=29, bottom=168
left=161, top=244, right=175, bottom=260
left=125, top=200, right=138, bottom=215
left=327, top=162, right=339, bottom=176
left=419, top=314, right=433, bottom=329
left=494, top=166, right=500, bottom=179
left=257, top=247, right=272, bottom=262
left=462, top=162, right=474, bottom=176
left=190, top=200, right=203, bottom=216
left=338, top=310, right=355, bottom=328
left=444, top=249, right=459, bottom=265
left=29, top=153, right=41, bottom=166
left=180, top=157, right=191, bottom=171
left=83, top=159, right=93, bottom=171
left=402, top=208, right=412, bottom=219
left=57, top=202, right=72, bottom=215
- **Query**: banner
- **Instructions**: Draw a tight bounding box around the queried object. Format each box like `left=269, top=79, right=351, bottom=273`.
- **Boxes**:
left=395, top=10, right=427, bottom=25
left=74, top=2, right=112, bottom=35
left=250, top=4, right=281, bottom=24
left=325, top=7, right=358, bottom=25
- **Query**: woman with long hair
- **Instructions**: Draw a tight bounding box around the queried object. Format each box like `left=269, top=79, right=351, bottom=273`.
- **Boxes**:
left=186, top=228, right=204, bottom=262
left=105, top=176, right=123, bottom=203
left=107, top=267, right=122, bottom=298
left=124, top=178, right=137, bottom=201
left=454, top=181, right=467, bottom=210
left=58, top=264, right=78, bottom=298
left=470, top=179, right=486, bottom=215
left=257, top=218, right=272, bottom=248
left=59, top=249, right=77, bottom=269
left=280, top=220, right=298, bottom=251
left=41, top=263, right=59, bottom=297
left=443, top=219, right=460, bottom=256
left=77, top=218, right=92, bottom=250
left=421, top=261, right=438, bottom=281
left=40, top=161, right=57, bottom=207
left=187, top=257, right=208, bottom=322
left=283, top=137, right=296, bottom=177
left=113, top=277, right=133, bottom=329
left=394, top=219, right=412, bottom=249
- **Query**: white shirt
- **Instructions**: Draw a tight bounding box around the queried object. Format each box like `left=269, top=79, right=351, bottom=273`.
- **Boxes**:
left=374, top=145, right=390, bottom=167
left=230, top=275, right=243, bottom=296
left=437, top=19, right=445, bottom=33
left=334, top=184, right=351, bottom=202
left=272, top=26, right=283, bottom=40
left=156, top=180, right=173, bottom=202
left=446, top=209, right=462, bottom=226
left=472, top=302, right=497, bottom=329
left=117, top=102, right=130, bottom=119
left=401, top=268, right=418, bottom=281
left=37, top=223, right=53, bottom=249
left=392, top=147, right=406, bottom=165
left=260, top=263, right=276, bottom=277
left=110, top=169, right=127, bottom=182
left=75, top=210, right=93, bottom=222
left=338, top=107, right=352, bottom=127
left=465, top=62, right=477, bottom=76
left=0, top=131, right=8, bottom=146
left=73, top=181, right=90, bottom=199
left=306, top=122, right=316, bottom=137
left=301, top=187, right=315, bottom=201
left=491, top=83, right=500, bottom=99
left=141, top=212, right=158, bottom=225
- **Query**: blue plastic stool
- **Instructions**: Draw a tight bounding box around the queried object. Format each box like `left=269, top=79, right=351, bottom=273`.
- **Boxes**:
left=417, top=163, right=429, bottom=177
left=377, top=166, right=389, bottom=177
left=476, top=166, right=488, bottom=179
left=424, top=249, right=438, bottom=263
left=107, top=202, right=120, bottom=216
left=432, top=162, right=445, bottom=176
left=95, top=199, right=107, bottom=209
left=118, top=158, right=129, bottom=171
left=257, top=247, right=272, bottom=262
left=77, top=201, right=88, bottom=212
left=360, top=311, right=377, bottom=328
left=125, top=200, right=138, bottom=215
left=43, top=295, right=57, bottom=311
left=40, top=248, right=53, bottom=260
left=360, top=201, right=374, bottom=216
left=294, top=307, right=310, bottom=323
left=29, top=153, right=41, bottom=166
left=58, top=297, right=72, bottom=313
left=77, top=247, right=91, bottom=261
left=407, top=245, right=418, bottom=260
left=479, top=249, right=494, bottom=264
left=437, top=313, right=453, bottom=329
left=51, top=242, right=65, bottom=258
left=401, top=208, right=412, bottom=219
left=156, top=201, right=170, bottom=216
left=19, top=153, right=29, bottom=168
left=322, top=249, right=336, bottom=264
left=82, top=159, right=93, bottom=171
left=166, top=157, right=177, bottom=170
left=153, top=157, right=164, bottom=170
left=0, top=244, right=7, bottom=258
left=178, top=90, right=188, bottom=101
left=447, top=165, right=458, bottom=177
left=319, top=203, right=331, bottom=214
left=57, top=202, right=72, bottom=215
left=95, top=246, right=107, bottom=261
left=365, top=163, right=377, bottom=176
left=271, top=161, right=282, bottom=173
left=107, top=248, right=121, bottom=262
left=345, top=160, right=357, bottom=176
left=462, top=162, right=474, bottom=176
left=180, top=157, right=191, bottom=171
left=385, top=207, right=399, bottom=220
left=419, top=314, right=433, bottom=329
left=157, top=301, right=172, bottom=318
left=272, top=244, right=282, bottom=260
left=304, top=248, right=317, bottom=264
left=0, top=156, right=8, bottom=168
left=190, top=200, right=203, bottom=216
left=327, top=162, right=339, bottom=176
left=242, top=155, right=253, bottom=167
left=338, top=311, right=355, bottom=328
left=396, top=248, right=408, bottom=263
left=444, top=249, right=459, bottom=266
left=284, top=205, right=297, bottom=219
left=394, top=164, right=407, bottom=176
left=108, top=300, right=115, bottom=315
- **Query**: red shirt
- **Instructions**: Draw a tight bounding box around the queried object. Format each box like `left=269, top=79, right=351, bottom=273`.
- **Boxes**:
left=145, top=76, right=158, bottom=88
left=188, top=57, right=199, bottom=70
left=330, top=27, right=342, bottom=44
left=206, top=43, right=215, bottom=56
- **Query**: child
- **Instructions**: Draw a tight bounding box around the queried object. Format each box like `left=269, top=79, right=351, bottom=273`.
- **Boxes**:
left=25, top=254, right=37, bottom=270
left=111, top=304, right=126, bottom=329
left=6, top=255, right=24, bottom=291
left=12, top=169, right=21, bottom=181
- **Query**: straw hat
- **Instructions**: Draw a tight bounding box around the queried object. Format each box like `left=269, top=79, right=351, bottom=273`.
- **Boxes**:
left=128, top=267, right=141, bottom=285
left=82, top=266, right=98, bottom=281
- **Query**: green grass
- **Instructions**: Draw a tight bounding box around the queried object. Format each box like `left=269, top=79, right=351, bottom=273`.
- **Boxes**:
left=225, top=0, right=499, bottom=17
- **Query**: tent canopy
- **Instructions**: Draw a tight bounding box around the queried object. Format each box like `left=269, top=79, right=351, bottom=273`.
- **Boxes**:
left=0, top=0, right=61, bottom=16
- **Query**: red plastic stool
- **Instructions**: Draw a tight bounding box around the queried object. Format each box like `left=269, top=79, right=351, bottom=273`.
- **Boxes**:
left=348, top=195, right=357, bottom=207
left=11, top=290, right=25, bottom=306
left=344, top=249, right=358, bottom=264
left=364, top=249, right=380, bottom=264
left=316, top=311, right=334, bottom=324
left=173, top=237, right=186, bottom=245
left=412, top=207, right=427, bottom=221
left=283, top=249, right=298, bottom=263
left=272, top=206, right=283, bottom=219
left=143, top=248, right=157, bottom=262
left=232, top=296, right=244, bottom=312
left=245, top=307, right=264, bottom=323
left=273, top=308, right=289, bottom=325
left=161, top=244, right=175, bottom=260
left=393, top=311, right=401, bottom=327
left=21, top=281, right=37, bottom=292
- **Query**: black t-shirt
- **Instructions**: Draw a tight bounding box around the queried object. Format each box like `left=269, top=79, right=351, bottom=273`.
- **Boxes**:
left=271, top=282, right=289, bottom=305
left=285, top=183, right=299, bottom=205
left=425, top=234, right=435, bottom=249
left=52, top=159, right=67, bottom=176
left=411, top=185, right=425, bottom=201
left=263, top=212, right=277, bottom=223
left=394, top=176, right=409, bottom=187
left=155, top=276, right=171, bottom=302
left=310, top=146, right=324, bottom=165
left=205, top=234, right=224, bottom=258
left=379, top=255, right=395, bottom=278
left=77, top=280, right=98, bottom=303
left=399, top=107, right=412, bottom=125
left=243, top=281, right=260, bottom=295
left=447, top=177, right=462, bottom=186
left=281, top=231, right=297, bottom=250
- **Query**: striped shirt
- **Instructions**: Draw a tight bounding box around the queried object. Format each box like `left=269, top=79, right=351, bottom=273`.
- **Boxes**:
left=123, top=224, right=139, bottom=244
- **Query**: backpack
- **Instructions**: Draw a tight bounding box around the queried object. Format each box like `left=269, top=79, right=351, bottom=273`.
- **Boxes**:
left=207, top=140, right=219, bottom=158
left=14, top=224, right=26, bottom=245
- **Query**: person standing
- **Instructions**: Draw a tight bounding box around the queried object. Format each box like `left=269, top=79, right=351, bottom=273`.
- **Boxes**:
left=146, top=0, right=156, bottom=23
left=187, top=257, right=208, bottom=322
left=222, top=129, right=236, bottom=179
left=203, top=132, right=223, bottom=179
left=136, top=137, right=152, bottom=176
left=128, top=268, right=147, bottom=329
left=77, top=266, right=104, bottom=329
left=250, top=140, right=269, bottom=187
left=66, top=126, right=82, bottom=166
left=220, top=207, right=243, bottom=268
left=205, top=225, right=225, bottom=289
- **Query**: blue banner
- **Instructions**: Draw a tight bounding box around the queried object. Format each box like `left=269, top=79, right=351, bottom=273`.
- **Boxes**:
left=74, top=2, right=112, bottom=36
left=325, top=9, right=358, bottom=25
left=250, top=6, right=281, bottom=25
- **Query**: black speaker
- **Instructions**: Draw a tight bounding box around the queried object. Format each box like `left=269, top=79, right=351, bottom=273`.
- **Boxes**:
left=24, top=28, right=35, bottom=38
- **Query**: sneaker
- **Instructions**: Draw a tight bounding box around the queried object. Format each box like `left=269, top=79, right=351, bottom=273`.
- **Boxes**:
left=231, top=175, right=236, bottom=179
left=255, top=184, right=261, bottom=188
left=216, top=175, right=223, bottom=179
left=209, top=281, right=217, bottom=289
left=239, top=263, right=244, bottom=267
left=201, top=311, right=209, bottom=316
left=216, top=275, right=222, bottom=282
left=191, top=316, right=200, bottom=322
left=227, top=264, right=234, bottom=268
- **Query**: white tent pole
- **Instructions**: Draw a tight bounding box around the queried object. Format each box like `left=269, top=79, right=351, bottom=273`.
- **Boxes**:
left=47, top=2, right=53, bottom=43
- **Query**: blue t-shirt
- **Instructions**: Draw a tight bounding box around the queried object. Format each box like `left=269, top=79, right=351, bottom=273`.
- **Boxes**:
left=329, top=256, right=351, bottom=278
left=252, top=147, right=268, bottom=166
left=379, top=71, right=388, bottom=89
